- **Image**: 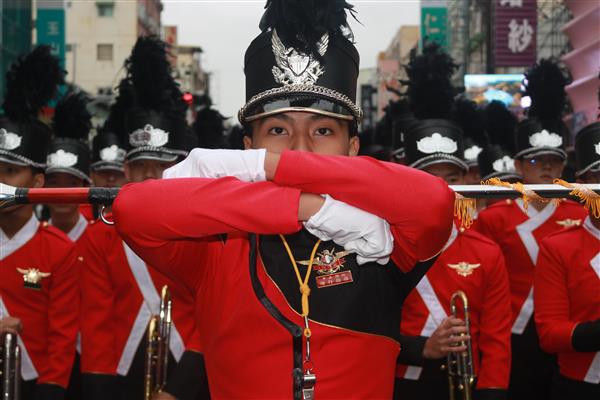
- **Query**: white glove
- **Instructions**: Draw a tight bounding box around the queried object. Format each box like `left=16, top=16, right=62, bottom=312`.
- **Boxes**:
left=162, top=148, right=266, bottom=182
left=304, top=195, right=394, bottom=265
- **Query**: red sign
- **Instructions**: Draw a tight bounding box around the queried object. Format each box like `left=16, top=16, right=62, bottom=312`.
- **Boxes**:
left=495, top=0, right=537, bottom=67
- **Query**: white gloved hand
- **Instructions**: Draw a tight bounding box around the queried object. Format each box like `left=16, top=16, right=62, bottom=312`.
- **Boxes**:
left=162, top=148, right=266, bottom=182
left=304, top=195, right=394, bottom=265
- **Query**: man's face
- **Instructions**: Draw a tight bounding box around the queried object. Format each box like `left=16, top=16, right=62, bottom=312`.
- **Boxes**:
left=244, top=112, right=360, bottom=156
left=91, top=169, right=127, bottom=188
left=422, top=162, right=466, bottom=185
left=0, top=161, right=44, bottom=214
left=124, top=159, right=176, bottom=183
left=515, top=154, right=565, bottom=184
left=45, top=172, right=85, bottom=215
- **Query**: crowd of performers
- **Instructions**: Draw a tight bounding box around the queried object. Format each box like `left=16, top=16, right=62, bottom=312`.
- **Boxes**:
left=0, top=1, right=598, bottom=400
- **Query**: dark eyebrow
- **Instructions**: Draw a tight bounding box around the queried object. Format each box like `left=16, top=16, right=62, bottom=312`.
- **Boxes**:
left=308, top=114, right=345, bottom=128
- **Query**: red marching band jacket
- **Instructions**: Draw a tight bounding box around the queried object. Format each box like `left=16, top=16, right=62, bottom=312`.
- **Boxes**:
left=474, top=199, right=587, bottom=334
left=396, top=223, right=512, bottom=390
left=112, top=150, right=456, bottom=399
left=78, top=219, right=203, bottom=377
left=534, top=216, right=600, bottom=384
left=0, top=216, right=80, bottom=388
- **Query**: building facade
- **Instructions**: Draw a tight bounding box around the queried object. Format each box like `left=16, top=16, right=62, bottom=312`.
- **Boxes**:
left=65, top=0, right=162, bottom=96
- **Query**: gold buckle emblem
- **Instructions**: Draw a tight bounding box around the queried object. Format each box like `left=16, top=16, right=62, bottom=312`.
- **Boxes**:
left=447, top=262, right=480, bottom=277
left=555, top=219, right=581, bottom=227
left=298, top=248, right=351, bottom=275
left=17, top=268, right=51, bottom=290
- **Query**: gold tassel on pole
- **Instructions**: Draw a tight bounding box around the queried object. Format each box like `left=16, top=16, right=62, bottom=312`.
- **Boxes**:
left=554, top=179, right=600, bottom=218
left=454, top=193, right=477, bottom=230
left=482, top=177, right=549, bottom=210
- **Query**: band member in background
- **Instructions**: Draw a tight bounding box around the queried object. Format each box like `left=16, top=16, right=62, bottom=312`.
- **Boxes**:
left=79, top=36, right=209, bottom=400
left=394, top=47, right=511, bottom=399
left=0, top=46, right=79, bottom=400
left=113, top=1, right=455, bottom=398
left=45, top=92, right=93, bottom=400
left=534, top=121, right=600, bottom=399
left=45, top=92, right=93, bottom=238
left=474, top=59, right=588, bottom=400
left=90, top=130, right=127, bottom=189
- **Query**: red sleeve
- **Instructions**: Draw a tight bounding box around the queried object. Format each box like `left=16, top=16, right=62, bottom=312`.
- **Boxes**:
left=534, top=239, right=576, bottom=353
left=113, top=177, right=302, bottom=283
left=79, top=227, right=118, bottom=374
left=40, top=244, right=80, bottom=387
left=272, top=151, right=455, bottom=268
left=476, top=248, right=512, bottom=389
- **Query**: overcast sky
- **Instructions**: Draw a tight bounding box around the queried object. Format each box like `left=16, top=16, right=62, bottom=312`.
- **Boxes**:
left=163, top=0, right=420, bottom=120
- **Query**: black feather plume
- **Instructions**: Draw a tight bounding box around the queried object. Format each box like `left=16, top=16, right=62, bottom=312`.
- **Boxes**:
left=524, top=59, right=569, bottom=121
left=193, top=107, right=227, bottom=149
left=53, top=92, right=92, bottom=140
left=2, top=45, right=65, bottom=121
left=484, top=100, right=517, bottom=154
left=259, top=0, right=357, bottom=61
left=404, top=42, right=459, bottom=119
left=453, top=97, right=487, bottom=146
left=105, top=35, right=185, bottom=135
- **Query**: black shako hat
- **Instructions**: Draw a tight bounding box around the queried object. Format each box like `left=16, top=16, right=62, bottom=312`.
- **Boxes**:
left=91, top=130, right=126, bottom=172
left=478, top=145, right=521, bottom=181
left=0, top=45, right=64, bottom=168
left=404, top=119, right=468, bottom=171
left=514, top=118, right=568, bottom=160
left=105, top=36, right=189, bottom=163
left=46, top=92, right=92, bottom=183
left=574, top=121, right=600, bottom=176
left=238, top=0, right=362, bottom=124
left=516, top=59, right=570, bottom=160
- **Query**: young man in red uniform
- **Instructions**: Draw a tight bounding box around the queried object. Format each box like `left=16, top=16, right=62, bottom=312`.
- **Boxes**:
left=113, top=3, right=455, bottom=399
left=0, top=46, right=79, bottom=400
left=78, top=36, right=209, bottom=400
left=475, top=60, right=587, bottom=400
left=394, top=119, right=512, bottom=400
left=534, top=121, right=600, bottom=399
left=45, top=93, right=93, bottom=240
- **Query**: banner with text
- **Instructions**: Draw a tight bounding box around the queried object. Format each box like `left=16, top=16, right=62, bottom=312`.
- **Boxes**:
left=494, top=0, right=537, bottom=67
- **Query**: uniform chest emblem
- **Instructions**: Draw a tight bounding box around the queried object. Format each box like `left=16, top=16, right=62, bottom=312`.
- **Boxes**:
left=555, top=218, right=581, bottom=227
left=447, top=262, right=480, bottom=277
left=298, top=248, right=353, bottom=288
left=17, top=268, right=51, bottom=290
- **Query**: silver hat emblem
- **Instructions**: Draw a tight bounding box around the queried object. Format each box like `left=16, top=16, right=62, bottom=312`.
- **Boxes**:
left=129, top=124, right=169, bottom=148
left=464, top=145, right=483, bottom=161
left=595, top=141, right=600, bottom=156
left=100, top=144, right=126, bottom=163
left=271, top=29, right=329, bottom=86
left=492, top=155, right=516, bottom=173
left=47, top=149, right=78, bottom=168
left=529, top=129, right=562, bottom=148
left=417, top=133, right=458, bottom=154
left=0, top=128, right=22, bottom=150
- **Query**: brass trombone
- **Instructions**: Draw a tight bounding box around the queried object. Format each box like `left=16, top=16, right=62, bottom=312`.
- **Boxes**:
left=144, top=285, right=172, bottom=400
left=1, top=332, right=21, bottom=400
left=446, top=291, right=475, bottom=400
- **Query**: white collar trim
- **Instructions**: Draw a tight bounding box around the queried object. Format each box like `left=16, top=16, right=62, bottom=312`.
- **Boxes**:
left=515, top=198, right=557, bottom=218
left=583, top=216, right=600, bottom=240
left=0, top=215, right=40, bottom=260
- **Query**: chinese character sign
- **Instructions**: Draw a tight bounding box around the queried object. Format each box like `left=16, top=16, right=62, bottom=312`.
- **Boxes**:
left=420, top=6, right=448, bottom=49
left=495, top=0, right=536, bottom=67
left=36, top=1, right=65, bottom=69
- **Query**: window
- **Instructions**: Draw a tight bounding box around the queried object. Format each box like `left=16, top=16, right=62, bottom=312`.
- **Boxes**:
left=97, top=3, right=114, bottom=17
left=97, top=44, right=113, bottom=61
